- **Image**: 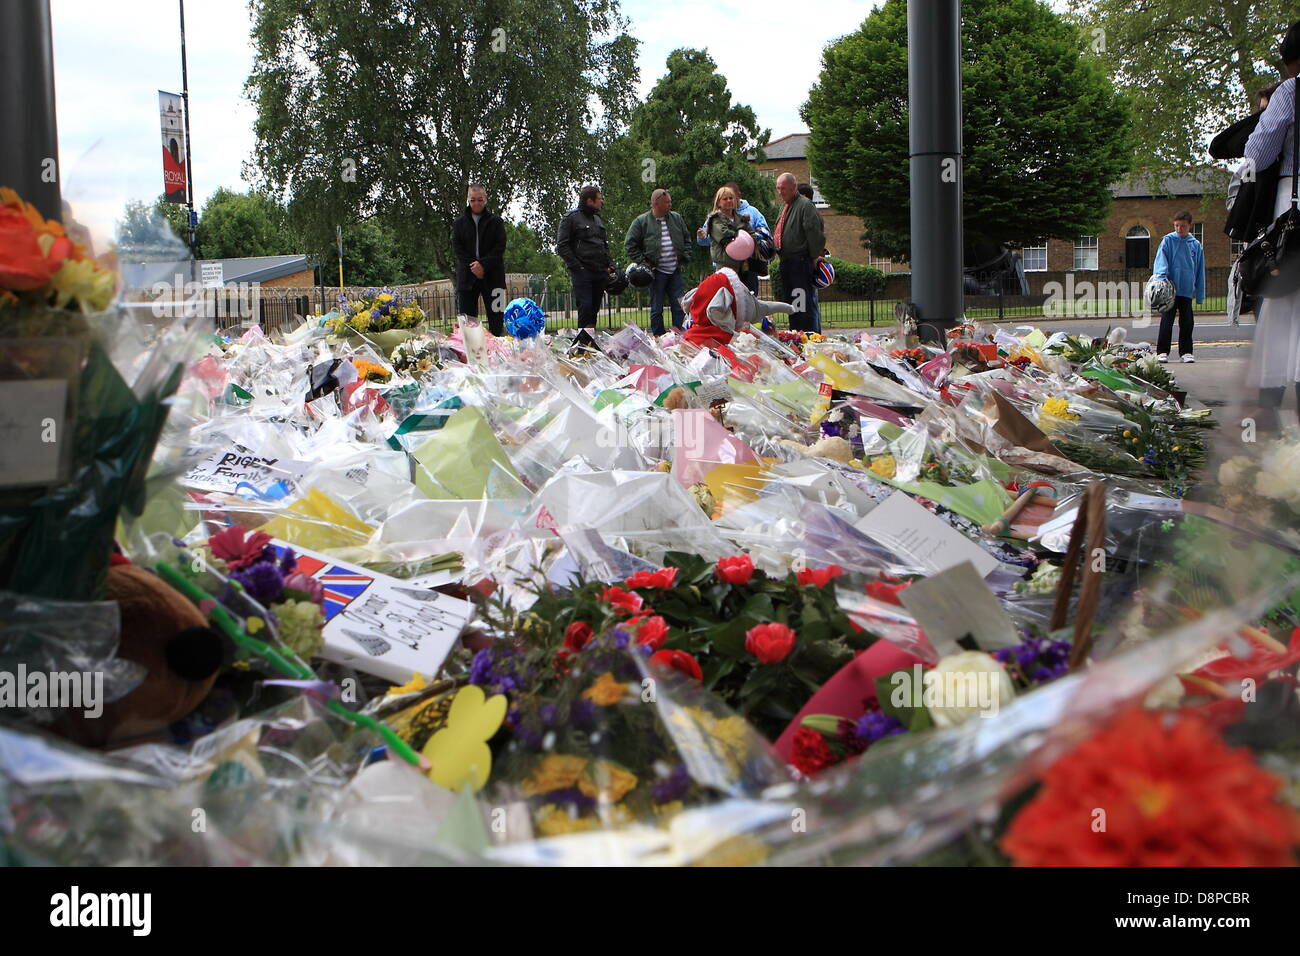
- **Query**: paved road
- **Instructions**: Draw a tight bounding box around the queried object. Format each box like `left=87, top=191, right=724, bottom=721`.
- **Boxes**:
left=986, top=314, right=1255, bottom=351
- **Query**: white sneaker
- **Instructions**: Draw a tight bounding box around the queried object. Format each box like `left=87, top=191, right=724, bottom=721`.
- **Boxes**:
left=1181, top=354, right=1195, bottom=363
left=1157, top=353, right=1169, bottom=363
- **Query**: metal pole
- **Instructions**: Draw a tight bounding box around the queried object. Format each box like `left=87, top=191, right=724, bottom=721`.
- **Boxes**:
left=179, top=0, right=198, bottom=282
left=907, top=0, right=963, bottom=342
left=0, top=0, right=62, bottom=221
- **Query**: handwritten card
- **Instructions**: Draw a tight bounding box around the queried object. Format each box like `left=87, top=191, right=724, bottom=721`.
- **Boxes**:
left=854, top=490, right=1000, bottom=578
left=271, top=541, right=475, bottom=684
left=181, top=443, right=311, bottom=494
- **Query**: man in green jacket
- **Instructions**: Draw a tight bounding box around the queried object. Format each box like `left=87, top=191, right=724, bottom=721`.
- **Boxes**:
left=773, top=172, right=826, bottom=332
left=624, top=188, right=692, bottom=335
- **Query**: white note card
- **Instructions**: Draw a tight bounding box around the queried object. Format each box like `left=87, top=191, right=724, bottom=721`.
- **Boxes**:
left=854, top=490, right=1000, bottom=578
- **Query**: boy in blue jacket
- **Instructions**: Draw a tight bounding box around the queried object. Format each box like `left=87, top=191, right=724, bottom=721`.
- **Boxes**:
left=1152, top=211, right=1206, bottom=362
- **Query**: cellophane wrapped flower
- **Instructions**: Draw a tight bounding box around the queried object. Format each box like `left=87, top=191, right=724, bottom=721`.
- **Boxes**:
left=272, top=599, right=326, bottom=659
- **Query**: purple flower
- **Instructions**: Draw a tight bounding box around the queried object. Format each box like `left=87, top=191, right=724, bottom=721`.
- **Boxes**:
left=570, top=698, right=596, bottom=729
left=469, top=648, right=496, bottom=686
left=539, top=703, right=559, bottom=726
left=854, top=711, right=905, bottom=747
left=651, top=764, right=691, bottom=804
left=284, top=572, right=324, bottom=604
left=229, top=562, right=285, bottom=606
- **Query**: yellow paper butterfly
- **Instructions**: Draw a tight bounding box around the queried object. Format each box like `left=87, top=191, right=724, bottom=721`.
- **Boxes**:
left=422, top=685, right=507, bottom=792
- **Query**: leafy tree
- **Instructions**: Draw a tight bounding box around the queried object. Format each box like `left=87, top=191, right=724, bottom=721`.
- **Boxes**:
left=803, top=0, right=1131, bottom=261
left=315, top=216, right=409, bottom=288
left=503, top=220, right=564, bottom=276
left=601, top=48, right=773, bottom=282
left=115, top=195, right=192, bottom=260
left=245, top=0, right=639, bottom=280
left=1068, top=0, right=1295, bottom=177
left=195, top=188, right=291, bottom=260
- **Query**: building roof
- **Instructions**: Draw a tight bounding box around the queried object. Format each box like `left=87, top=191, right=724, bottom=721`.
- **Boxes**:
left=761, top=133, right=811, bottom=160
left=1110, top=171, right=1229, bottom=197
left=121, top=254, right=311, bottom=289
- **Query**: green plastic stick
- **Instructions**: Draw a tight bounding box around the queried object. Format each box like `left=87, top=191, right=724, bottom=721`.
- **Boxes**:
left=156, top=562, right=421, bottom=766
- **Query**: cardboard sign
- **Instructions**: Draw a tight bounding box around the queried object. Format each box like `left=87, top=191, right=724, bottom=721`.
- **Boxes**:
left=0, top=380, right=67, bottom=488
left=271, top=541, right=475, bottom=683
left=899, top=560, right=1021, bottom=657
left=180, top=443, right=311, bottom=494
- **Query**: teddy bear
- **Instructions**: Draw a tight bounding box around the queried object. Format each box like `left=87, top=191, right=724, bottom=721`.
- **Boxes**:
left=57, top=559, right=225, bottom=748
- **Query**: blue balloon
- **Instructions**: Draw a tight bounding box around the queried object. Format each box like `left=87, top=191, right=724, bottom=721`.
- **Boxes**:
left=504, top=297, right=546, bottom=338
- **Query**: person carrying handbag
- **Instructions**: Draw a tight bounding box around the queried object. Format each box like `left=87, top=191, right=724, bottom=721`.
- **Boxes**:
left=1243, top=21, right=1300, bottom=429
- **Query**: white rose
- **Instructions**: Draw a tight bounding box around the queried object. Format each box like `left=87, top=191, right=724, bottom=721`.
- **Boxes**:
left=924, top=652, right=1016, bottom=728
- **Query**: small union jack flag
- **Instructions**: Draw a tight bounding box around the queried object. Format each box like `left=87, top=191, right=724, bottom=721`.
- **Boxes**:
left=276, top=549, right=374, bottom=621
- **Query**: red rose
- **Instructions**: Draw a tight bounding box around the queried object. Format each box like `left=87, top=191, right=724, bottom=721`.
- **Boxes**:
left=745, top=622, right=796, bottom=663
left=599, top=585, right=645, bottom=615
left=790, top=726, right=837, bottom=776
left=563, top=621, right=593, bottom=651
left=631, top=614, right=669, bottom=651
left=716, top=554, right=754, bottom=586
left=797, top=564, right=844, bottom=588
left=650, top=649, right=703, bottom=681
left=624, top=567, right=678, bottom=589
left=865, top=579, right=911, bottom=607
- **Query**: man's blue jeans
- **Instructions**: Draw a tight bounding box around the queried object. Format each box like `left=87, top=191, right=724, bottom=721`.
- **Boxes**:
left=649, top=266, right=685, bottom=335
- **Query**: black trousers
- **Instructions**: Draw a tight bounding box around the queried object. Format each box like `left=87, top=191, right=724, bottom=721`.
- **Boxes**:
left=1157, top=295, right=1194, bottom=356
left=571, top=268, right=607, bottom=329
left=457, top=278, right=504, bottom=335
left=780, top=255, right=817, bottom=332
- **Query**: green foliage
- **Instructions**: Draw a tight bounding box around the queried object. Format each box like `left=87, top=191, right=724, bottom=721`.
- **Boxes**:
left=1068, top=0, right=1296, bottom=178
left=503, top=220, right=564, bottom=277
left=803, top=0, right=1132, bottom=260
left=475, top=550, right=876, bottom=742
left=245, top=0, right=639, bottom=279
left=195, top=188, right=291, bottom=260
left=600, top=48, right=773, bottom=284
left=825, top=257, right=887, bottom=296
left=318, top=216, right=410, bottom=288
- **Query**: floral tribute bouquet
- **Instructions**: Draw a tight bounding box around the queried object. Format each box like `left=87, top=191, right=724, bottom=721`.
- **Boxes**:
left=189, top=525, right=327, bottom=661
left=1217, top=429, right=1300, bottom=545
left=468, top=629, right=785, bottom=844
left=475, top=552, right=877, bottom=743
left=0, top=187, right=114, bottom=319
left=325, top=287, right=425, bottom=336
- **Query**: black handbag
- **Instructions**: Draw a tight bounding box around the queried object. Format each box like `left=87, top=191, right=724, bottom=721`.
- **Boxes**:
left=1236, top=79, right=1300, bottom=299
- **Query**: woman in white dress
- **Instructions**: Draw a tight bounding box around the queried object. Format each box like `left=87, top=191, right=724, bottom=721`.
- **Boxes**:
left=1246, top=22, right=1300, bottom=429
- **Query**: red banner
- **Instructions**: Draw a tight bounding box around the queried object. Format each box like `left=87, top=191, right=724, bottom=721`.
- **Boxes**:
left=159, top=90, right=187, bottom=204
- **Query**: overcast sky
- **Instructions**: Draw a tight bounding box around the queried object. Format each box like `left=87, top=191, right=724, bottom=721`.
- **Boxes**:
left=49, top=0, right=877, bottom=248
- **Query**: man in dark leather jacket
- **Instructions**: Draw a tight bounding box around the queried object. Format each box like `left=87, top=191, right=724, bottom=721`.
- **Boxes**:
left=451, top=184, right=507, bottom=334
left=556, top=185, right=613, bottom=328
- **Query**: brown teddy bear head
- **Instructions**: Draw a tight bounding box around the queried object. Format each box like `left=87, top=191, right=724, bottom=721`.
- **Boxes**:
left=60, top=563, right=224, bottom=747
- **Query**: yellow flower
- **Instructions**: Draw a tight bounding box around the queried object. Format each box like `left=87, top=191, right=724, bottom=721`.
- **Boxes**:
left=869, top=454, right=897, bottom=479
left=386, top=672, right=428, bottom=696
left=534, top=804, right=600, bottom=837
left=378, top=293, right=394, bottom=302
left=1122, top=430, right=1132, bottom=438
left=582, top=672, right=629, bottom=707
left=521, top=754, right=588, bottom=796
left=48, top=256, right=114, bottom=312
left=578, top=760, right=639, bottom=802
left=1041, top=397, right=1079, bottom=421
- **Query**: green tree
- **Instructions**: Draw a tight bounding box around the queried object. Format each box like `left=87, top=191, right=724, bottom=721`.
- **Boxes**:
left=314, top=216, right=409, bottom=288
left=245, top=0, right=639, bottom=280
left=195, top=188, right=291, bottom=260
left=600, top=48, right=773, bottom=282
left=114, top=195, right=191, bottom=260
left=803, top=0, right=1132, bottom=261
left=1068, top=1, right=1295, bottom=177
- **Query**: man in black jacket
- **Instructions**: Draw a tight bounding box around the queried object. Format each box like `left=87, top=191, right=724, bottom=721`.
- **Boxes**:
left=452, top=184, right=507, bottom=335
left=556, top=185, right=613, bottom=329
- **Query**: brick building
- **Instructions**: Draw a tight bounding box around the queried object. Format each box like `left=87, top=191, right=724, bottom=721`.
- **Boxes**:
left=752, top=133, right=1237, bottom=274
